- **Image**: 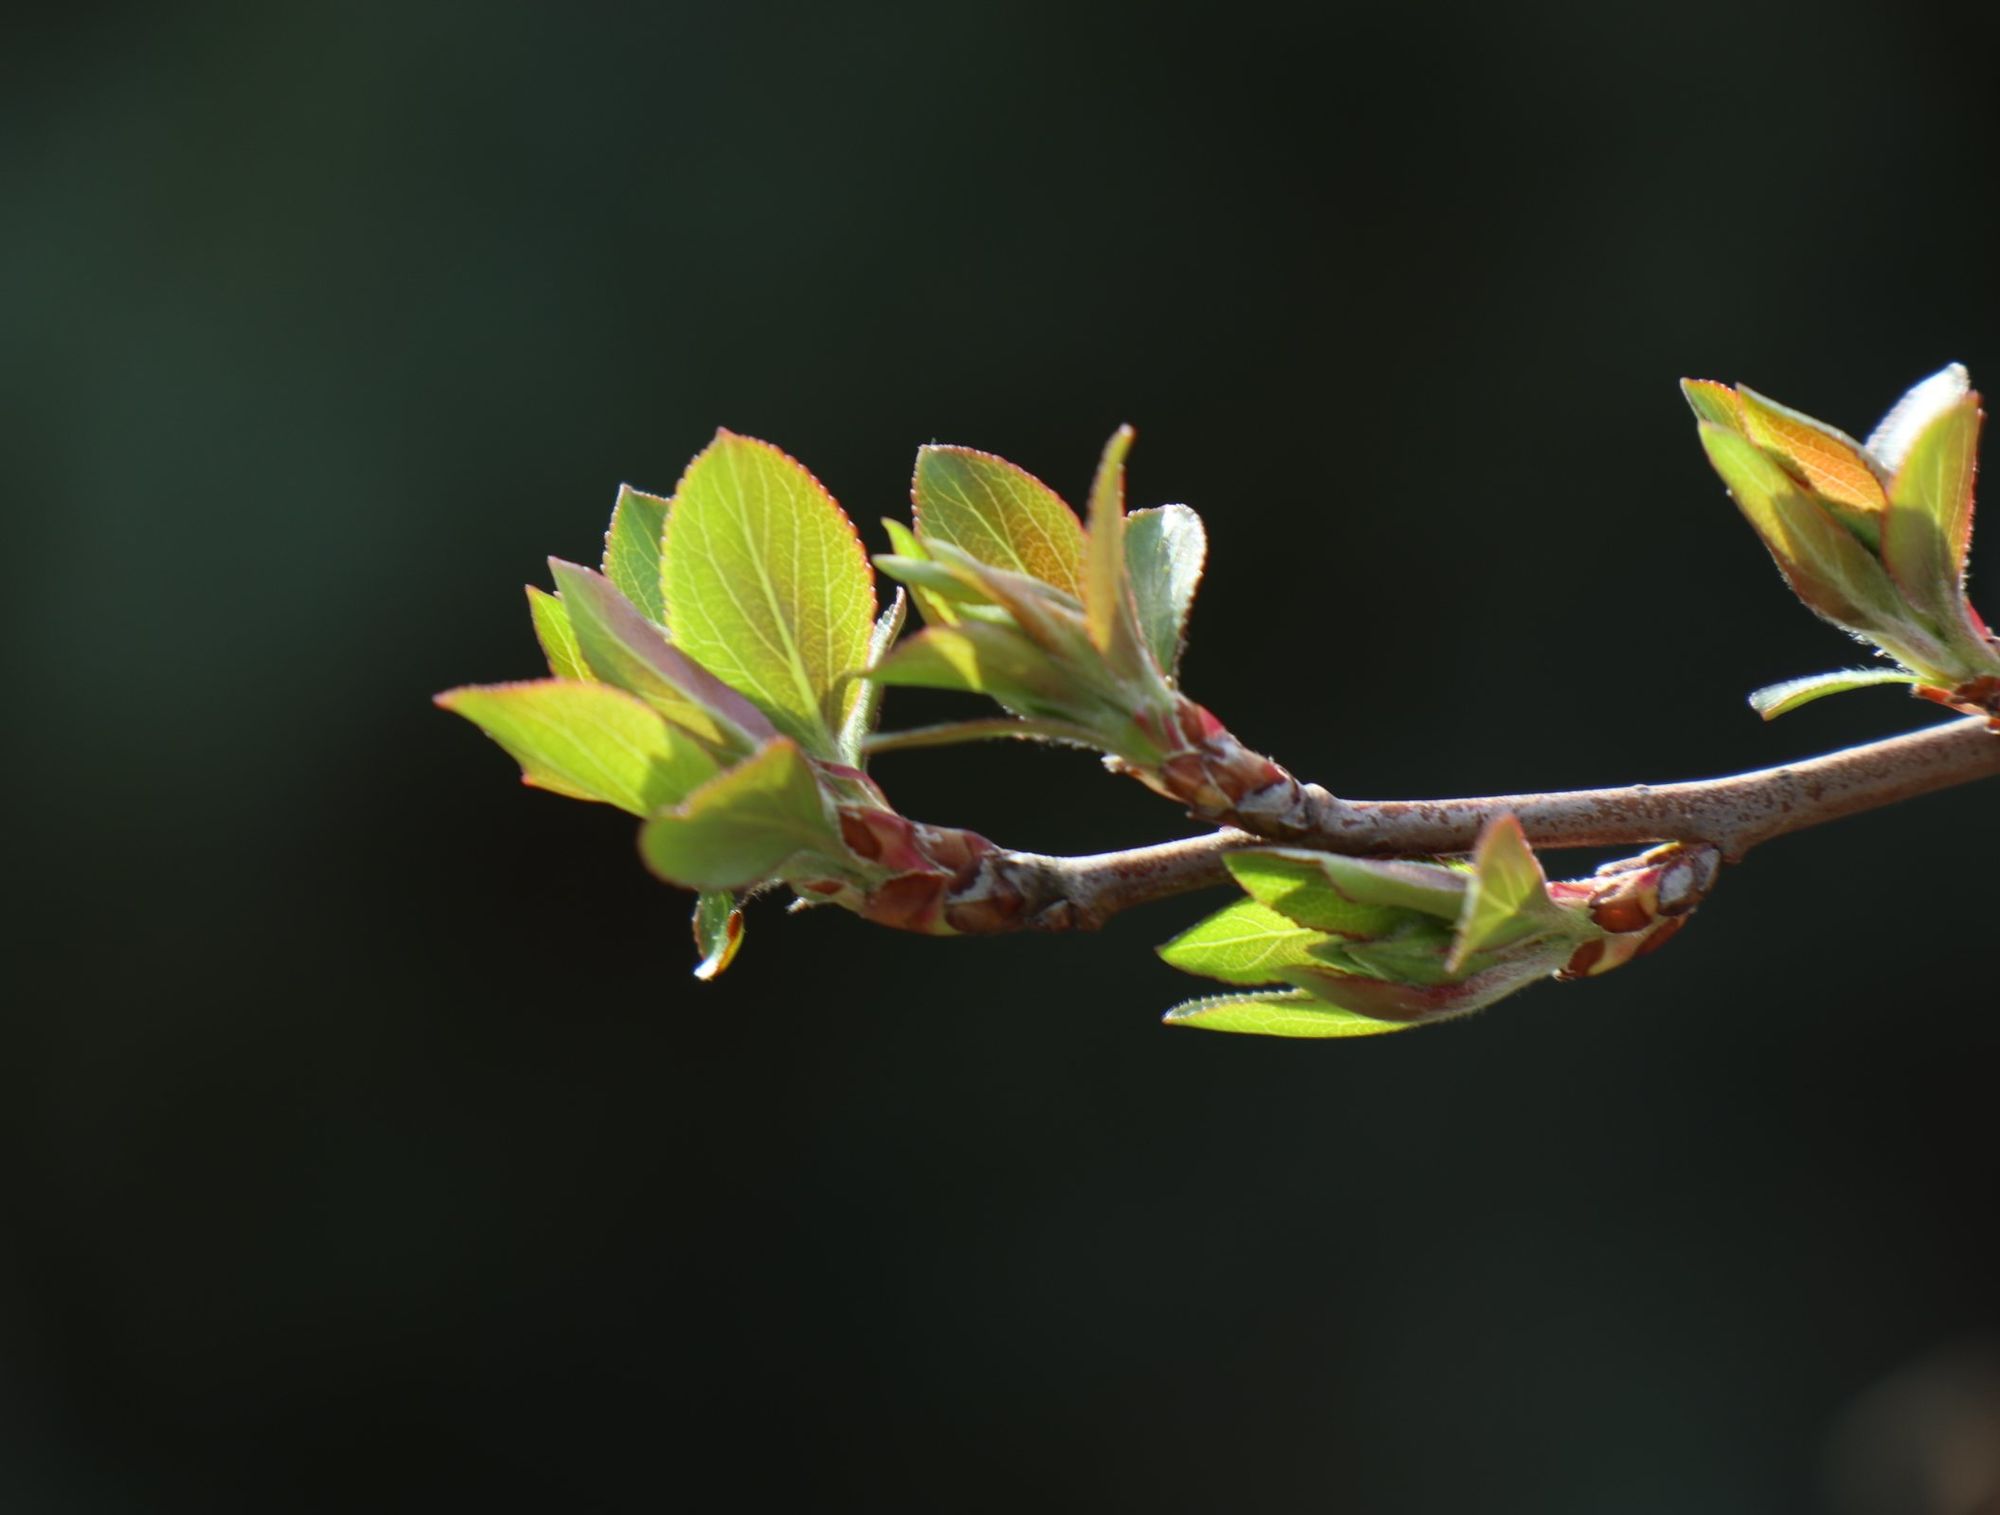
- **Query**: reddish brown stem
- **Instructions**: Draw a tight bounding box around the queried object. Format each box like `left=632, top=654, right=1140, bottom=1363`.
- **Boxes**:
left=932, top=716, right=1999, bottom=932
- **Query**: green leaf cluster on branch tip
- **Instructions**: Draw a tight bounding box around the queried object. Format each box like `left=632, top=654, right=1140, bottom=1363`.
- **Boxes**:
left=1156, top=818, right=1720, bottom=1037
left=869, top=428, right=1209, bottom=768
left=435, top=425, right=1249, bottom=975
left=1684, top=365, right=2000, bottom=722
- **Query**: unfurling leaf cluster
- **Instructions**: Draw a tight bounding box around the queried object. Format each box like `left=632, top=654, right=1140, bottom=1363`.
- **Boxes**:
left=1684, top=365, right=2000, bottom=721
left=438, top=426, right=1236, bottom=978
left=1157, top=822, right=1718, bottom=1038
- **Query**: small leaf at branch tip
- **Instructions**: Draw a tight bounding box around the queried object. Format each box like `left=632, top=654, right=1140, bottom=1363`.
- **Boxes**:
left=1883, top=392, right=1982, bottom=633
left=911, top=445, right=1085, bottom=596
left=547, top=558, right=775, bottom=753
left=1734, top=386, right=1887, bottom=513
left=1157, top=899, right=1332, bottom=986
left=1747, top=668, right=1924, bottom=719
left=838, top=589, right=908, bottom=763
left=692, top=891, right=745, bottom=980
left=1681, top=378, right=1743, bottom=431
left=1449, top=814, right=1559, bottom=973
left=1124, top=504, right=1206, bottom=680
left=1867, top=364, right=1971, bottom=476
left=526, top=585, right=590, bottom=682
left=1162, top=989, right=1413, bottom=1039
left=638, top=737, right=840, bottom=892
left=661, top=430, right=876, bottom=756
left=437, top=679, right=721, bottom=816
left=603, top=483, right=670, bottom=626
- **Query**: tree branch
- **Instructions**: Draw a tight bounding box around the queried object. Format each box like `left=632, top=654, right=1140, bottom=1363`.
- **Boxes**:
left=955, top=715, right=2000, bottom=932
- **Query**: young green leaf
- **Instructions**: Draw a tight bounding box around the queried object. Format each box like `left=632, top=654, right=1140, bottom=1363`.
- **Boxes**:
left=436, top=679, right=721, bottom=815
left=692, top=891, right=745, bottom=980
left=660, top=431, right=877, bottom=756
left=527, top=586, right=591, bottom=682
left=603, top=483, right=671, bottom=626
left=1866, top=363, right=1970, bottom=476
left=1315, top=854, right=1469, bottom=919
left=1747, top=668, right=1923, bottom=720
left=915, top=540, right=1103, bottom=673
left=1083, top=425, right=1148, bottom=679
left=912, top=445, right=1086, bottom=596
left=638, top=738, right=841, bottom=891
left=1735, top=386, right=1887, bottom=514
left=1700, top=424, right=1908, bottom=636
left=549, top=559, right=777, bottom=755
left=1157, top=898, right=1333, bottom=985
left=1124, top=504, right=1206, bottom=679
left=1883, top=393, right=1981, bottom=634
left=867, top=623, right=1081, bottom=710
left=1222, top=850, right=1411, bottom=937
left=1162, top=989, right=1412, bottom=1039
left=837, top=590, right=908, bottom=763
left=1680, top=378, right=1743, bottom=431
left=880, top=518, right=961, bottom=627
left=1329, top=925, right=1461, bottom=987
left=1279, top=959, right=1549, bottom=1022
left=1767, top=493, right=1913, bottom=638
left=1449, top=814, right=1562, bottom=971
left=872, top=554, right=994, bottom=605
left=863, top=716, right=1105, bottom=755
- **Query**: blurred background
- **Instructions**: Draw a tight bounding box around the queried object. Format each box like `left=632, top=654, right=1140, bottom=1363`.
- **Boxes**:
left=6, top=1, right=1999, bottom=1509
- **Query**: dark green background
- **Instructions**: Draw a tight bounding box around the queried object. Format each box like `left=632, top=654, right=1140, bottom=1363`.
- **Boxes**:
left=7, top=2, right=1996, bottom=1510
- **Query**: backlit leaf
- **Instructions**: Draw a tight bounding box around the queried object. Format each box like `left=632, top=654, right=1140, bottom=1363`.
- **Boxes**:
left=638, top=738, right=840, bottom=891
left=913, top=446, right=1086, bottom=595
left=527, top=586, right=590, bottom=682
left=1279, top=959, right=1549, bottom=1021
left=603, top=484, right=670, bottom=625
left=692, top=891, right=745, bottom=980
left=1884, top=393, right=1981, bottom=630
left=867, top=623, right=1078, bottom=710
left=436, top=679, right=720, bottom=815
left=1680, top=378, right=1743, bottom=431
left=1735, top=386, right=1887, bottom=514
left=1327, top=926, right=1460, bottom=987
left=1768, top=493, right=1910, bottom=636
left=1162, top=989, right=1412, bottom=1039
left=1748, top=668, right=1923, bottom=720
left=1700, top=424, right=1906, bottom=635
left=1315, top=854, right=1469, bottom=919
left=919, top=540, right=1099, bottom=667
left=660, top=431, right=877, bottom=756
left=1124, top=504, right=1206, bottom=679
left=837, top=590, right=907, bottom=763
left=881, top=518, right=961, bottom=626
left=1222, top=850, right=1410, bottom=937
left=1083, top=425, right=1147, bottom=679
left=1157, top=899, right=1333, bottom=985
left=1866, top=363, right=1970, bottom=476
left=548, top=559, right=776, bottom=755
left=1449, top=814, right=1561, bottom=971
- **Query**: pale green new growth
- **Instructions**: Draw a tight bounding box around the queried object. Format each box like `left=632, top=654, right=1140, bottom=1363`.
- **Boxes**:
left=1124, top=505, right=1206, bottom=680
left=1157, top=899, right=1332, bottom=985
left=527, top=586, right=590, bottom=682
left=692, top=891, right=745, bottom=981
left=1164, top=990, right=1414, bottom=1038
left=661, top=432, right=876, bottom=759
left=639, top=738, right=839, bottom=891
left=912, top=446, right=1086, bottom=597
left=1748, top=669, right=1923, bottom=720
left=603, top=484, right=671, bottom=626
left=437, top=680, right=718, bottom=815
